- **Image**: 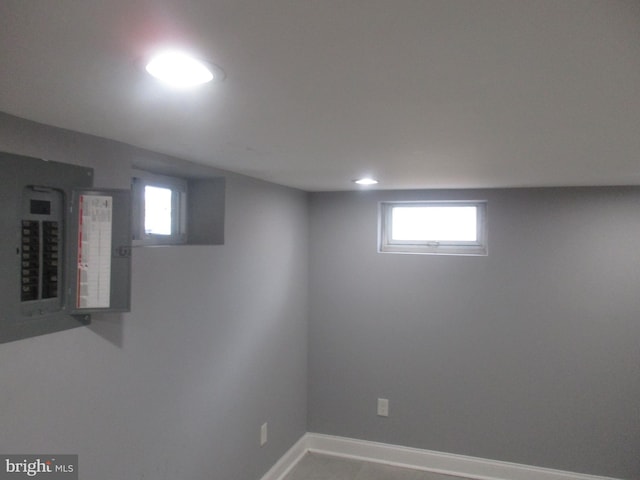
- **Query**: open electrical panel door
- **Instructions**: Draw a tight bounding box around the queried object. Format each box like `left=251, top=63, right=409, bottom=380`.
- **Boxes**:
left=67, top=189, right=131, bottom=315
left=0, top=152, right=131, bottom=344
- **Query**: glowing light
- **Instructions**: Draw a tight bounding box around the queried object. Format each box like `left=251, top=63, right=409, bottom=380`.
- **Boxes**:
left=353, top=178, right=379, bottom=186
left=145, top=51, right=217, bottom=88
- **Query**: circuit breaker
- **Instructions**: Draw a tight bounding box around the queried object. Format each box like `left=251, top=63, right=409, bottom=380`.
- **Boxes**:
left=0, top=152, right=131, bottom=344
left=20, top=187, right=65, bottom=315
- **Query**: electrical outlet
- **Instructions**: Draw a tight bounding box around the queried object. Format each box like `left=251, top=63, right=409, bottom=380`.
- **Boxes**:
left=260, top=422, right=268, bottom=446
left=377, top=398, right=389, bottom=417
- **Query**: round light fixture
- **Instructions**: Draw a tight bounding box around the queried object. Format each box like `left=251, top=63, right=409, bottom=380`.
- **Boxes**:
left=145, top=51, right=222, bottom=88
left=353, top=177, right=379, bottom=186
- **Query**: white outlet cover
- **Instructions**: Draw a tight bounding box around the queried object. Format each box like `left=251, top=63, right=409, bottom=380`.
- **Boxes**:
left=260, top=422, right=268, bottom=446
left=377, top=398, right=389, bottom=417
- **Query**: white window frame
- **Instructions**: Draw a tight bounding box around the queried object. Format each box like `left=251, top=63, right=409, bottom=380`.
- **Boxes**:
left=131, top=169, right=187, bottom=246
left=379, top=200, right=488, bottom=256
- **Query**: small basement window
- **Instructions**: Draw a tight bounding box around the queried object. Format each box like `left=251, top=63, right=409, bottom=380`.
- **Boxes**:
left=379, top=201, right=487, bottom=256
left=132, top=170, right=187, bottom=245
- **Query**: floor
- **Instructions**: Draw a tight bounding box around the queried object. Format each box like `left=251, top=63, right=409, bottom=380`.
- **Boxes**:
left=282, top=453, right=474, bottom=480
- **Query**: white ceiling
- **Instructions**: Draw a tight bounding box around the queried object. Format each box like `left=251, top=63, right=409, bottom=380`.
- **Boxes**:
left=1, top=1, right=638, bottom=191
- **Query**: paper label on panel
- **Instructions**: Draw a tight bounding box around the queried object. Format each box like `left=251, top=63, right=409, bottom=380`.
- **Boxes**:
left=76, top=195, right=112, bottom=308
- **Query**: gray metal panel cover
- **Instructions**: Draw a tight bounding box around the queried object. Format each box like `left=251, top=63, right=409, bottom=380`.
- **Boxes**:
left=0, top=152, right=131, bottom=343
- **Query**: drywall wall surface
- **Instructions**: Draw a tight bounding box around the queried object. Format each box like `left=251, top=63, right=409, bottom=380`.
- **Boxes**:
left=0, top=112, right=308, bottom=480
left=308, top=188, right=640, bottom=479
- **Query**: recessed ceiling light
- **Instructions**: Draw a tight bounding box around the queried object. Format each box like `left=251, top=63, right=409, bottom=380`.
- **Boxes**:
left=145, top=51, right=222, bottom=88
left=353, top=178, right=379, bottom=186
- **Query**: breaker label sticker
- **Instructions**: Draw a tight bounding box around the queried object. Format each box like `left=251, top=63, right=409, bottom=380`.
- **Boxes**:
left=77, top=195, right=112, bottom=308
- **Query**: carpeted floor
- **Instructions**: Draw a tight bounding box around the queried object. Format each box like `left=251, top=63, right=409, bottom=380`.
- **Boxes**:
left=282, top=453, right=474, bottom=480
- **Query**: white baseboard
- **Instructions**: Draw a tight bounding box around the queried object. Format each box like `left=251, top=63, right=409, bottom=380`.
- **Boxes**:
left=258, top=435, right=308, bottom=480
left=260, top=433, right=621, bottom=480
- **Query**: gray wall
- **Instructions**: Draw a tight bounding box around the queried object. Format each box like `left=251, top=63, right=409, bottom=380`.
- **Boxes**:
left=0, top=113, right=308, bottom=480
left=308, top=188, right=640, bottom=479
left=3, top=110, right=639, bottom=480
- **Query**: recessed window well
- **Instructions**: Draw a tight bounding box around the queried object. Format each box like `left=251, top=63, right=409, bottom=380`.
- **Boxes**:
left=144, top=185, right=173, bottom=236
left=145, top=51, right=223, bottom=88
left=132, top=170, right=187, bottom=246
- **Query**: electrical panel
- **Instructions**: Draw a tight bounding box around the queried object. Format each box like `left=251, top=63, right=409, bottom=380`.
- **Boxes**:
left=0, top=152, right=132, bottom=344
left=20, top=187, right=65, bottom=317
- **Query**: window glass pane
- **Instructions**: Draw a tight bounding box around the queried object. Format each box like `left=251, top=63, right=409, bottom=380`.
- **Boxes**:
left=391, top=206, right=477, bottom=242
left=144, top=185, right=172, bottom=235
